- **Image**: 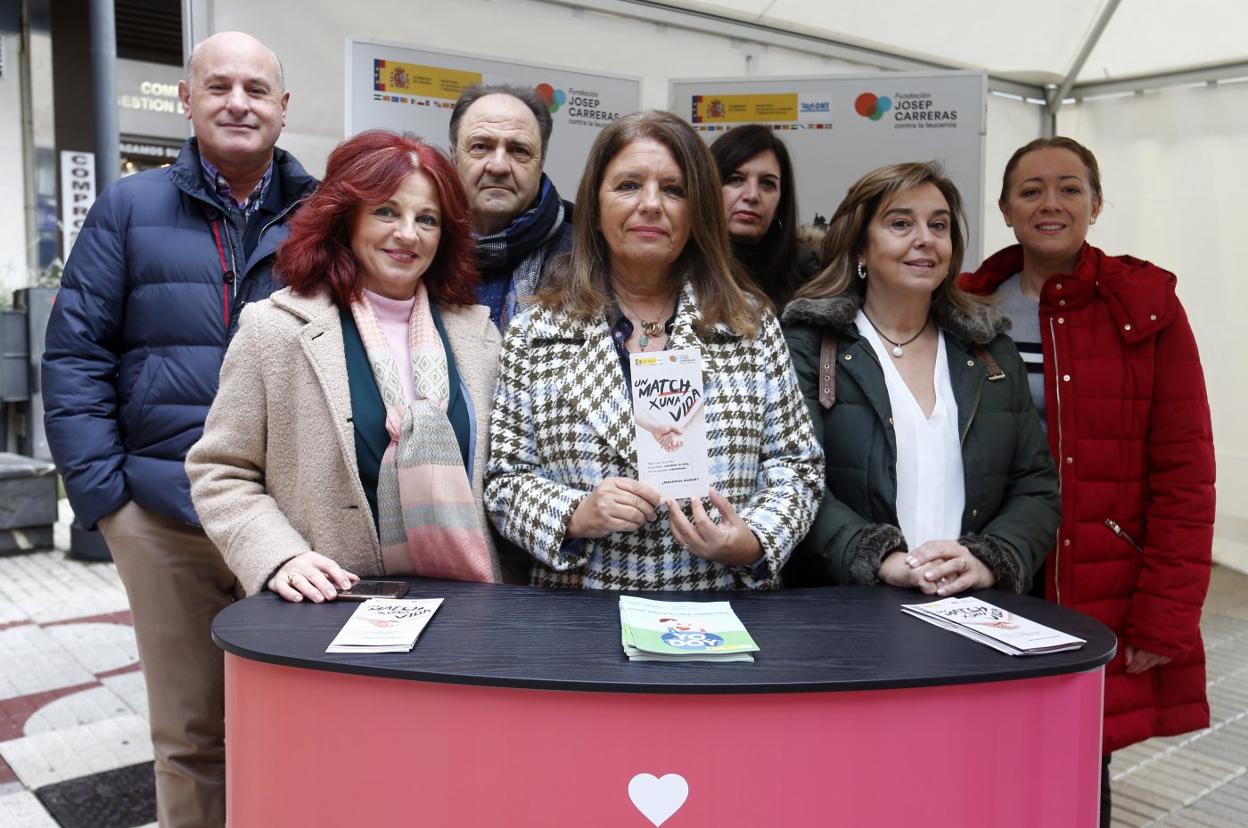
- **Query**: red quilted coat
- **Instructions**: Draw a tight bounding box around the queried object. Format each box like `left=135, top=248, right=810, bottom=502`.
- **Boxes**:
left=961, top=244, right=1215, bottom=753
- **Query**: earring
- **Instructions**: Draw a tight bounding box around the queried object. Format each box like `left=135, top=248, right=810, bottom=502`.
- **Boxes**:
left=856, top=261, right=867, bottom=280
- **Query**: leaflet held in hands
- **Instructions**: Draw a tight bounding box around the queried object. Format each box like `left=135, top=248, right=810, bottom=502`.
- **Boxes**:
left=629, top=349, right=710, bottom=499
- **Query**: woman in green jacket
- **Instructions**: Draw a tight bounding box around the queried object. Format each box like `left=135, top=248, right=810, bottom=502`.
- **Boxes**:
left=781, top=162, right=1059, bottom=594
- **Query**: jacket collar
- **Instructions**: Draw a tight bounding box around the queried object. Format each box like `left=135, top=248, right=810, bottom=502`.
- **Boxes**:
left=266, top=288, right=356, bottom=496
left=782, top=290, right=1008, bottom=347
left=519, top=280, right=743, bottom=344
left=785, top=293, right=1000, bottom=445
left=960, top=243, right=1178, bottom=344
left=168, top=138, right=318, bottom=214
left=268, top=286, right=339, bottom=326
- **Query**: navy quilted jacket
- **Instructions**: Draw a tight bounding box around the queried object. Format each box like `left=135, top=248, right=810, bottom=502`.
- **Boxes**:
left=42, top=139, right=318, bottom=529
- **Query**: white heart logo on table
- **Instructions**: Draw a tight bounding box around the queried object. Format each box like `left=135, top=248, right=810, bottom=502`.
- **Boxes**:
left=628, top=773, right=689, bottom=826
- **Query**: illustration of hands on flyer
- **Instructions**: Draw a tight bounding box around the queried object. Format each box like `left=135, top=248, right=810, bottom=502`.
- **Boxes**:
left=630, top=349, right=710, bottom=500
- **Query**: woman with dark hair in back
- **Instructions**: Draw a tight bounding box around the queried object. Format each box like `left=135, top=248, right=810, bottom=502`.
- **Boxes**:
left=710, top=124, right=819, bottom=309
left=188, top=130, right=517, bottom=601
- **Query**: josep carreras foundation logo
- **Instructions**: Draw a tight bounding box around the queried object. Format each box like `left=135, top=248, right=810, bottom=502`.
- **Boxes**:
left=854, top=92, right=892, bottom=121
left=535, top=83, right=567, bottom=113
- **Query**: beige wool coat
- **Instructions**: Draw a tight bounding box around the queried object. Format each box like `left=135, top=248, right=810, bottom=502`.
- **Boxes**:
left=187, top=287, right=504, bottom=596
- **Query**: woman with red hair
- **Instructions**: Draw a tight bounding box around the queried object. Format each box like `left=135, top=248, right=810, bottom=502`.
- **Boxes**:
left=188, top=130, right=516, bottom=601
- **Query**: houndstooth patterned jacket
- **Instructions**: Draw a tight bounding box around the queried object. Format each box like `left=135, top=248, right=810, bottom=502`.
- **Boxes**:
left=485, top=281, right=823, bottom=590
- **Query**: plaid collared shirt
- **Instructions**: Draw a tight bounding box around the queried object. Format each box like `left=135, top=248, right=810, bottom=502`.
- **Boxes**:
left=199, top=155, right=274, bottom=219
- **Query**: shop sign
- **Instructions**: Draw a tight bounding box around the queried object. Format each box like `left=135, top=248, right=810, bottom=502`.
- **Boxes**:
left=60, top=151, right=96, bottom=259
left=117, top=59, right=189, bottom=140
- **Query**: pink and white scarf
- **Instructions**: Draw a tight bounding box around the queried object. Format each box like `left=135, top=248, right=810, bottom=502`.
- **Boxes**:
left=350, top=284, right=496, bottom=582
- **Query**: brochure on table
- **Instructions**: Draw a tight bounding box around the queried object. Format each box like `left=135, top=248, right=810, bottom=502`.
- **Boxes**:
left=619, top=596, right=758, bottom=662
left=326, top=598, right=443, bottom=654
left=629, top=349, right=710, bottom=500
left=901, top=596, right=1085, bottom=656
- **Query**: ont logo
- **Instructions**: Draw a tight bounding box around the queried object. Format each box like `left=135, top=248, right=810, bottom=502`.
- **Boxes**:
left=854, top=92, right=893, bottom=121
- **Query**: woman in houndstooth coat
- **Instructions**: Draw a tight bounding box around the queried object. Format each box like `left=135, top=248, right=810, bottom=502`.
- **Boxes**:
left=485, top=112, right=822, bottom=591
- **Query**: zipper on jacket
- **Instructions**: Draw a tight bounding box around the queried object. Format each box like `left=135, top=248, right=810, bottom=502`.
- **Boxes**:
left=258, top=201, right=297, bottom=240
left=1048, top=315, right=1065, bottom=605
left=1104, top=518, right=1144, bottom=554
left=211, top=198, right=303, bottom=326
left=210, top=220, right=238, bottom=329
left=255, top=196, right=308, bottom=248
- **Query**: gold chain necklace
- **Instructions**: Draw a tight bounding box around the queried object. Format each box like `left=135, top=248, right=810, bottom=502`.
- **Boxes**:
left=617, top=294, right=676, bottom=350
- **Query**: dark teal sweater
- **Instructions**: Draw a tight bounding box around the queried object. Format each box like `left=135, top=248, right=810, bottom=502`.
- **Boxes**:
left=339, top=305, right=473, bottom=531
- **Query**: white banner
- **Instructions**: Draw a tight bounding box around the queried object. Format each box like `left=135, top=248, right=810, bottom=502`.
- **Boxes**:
left=670, top=72, right=987, bottom=265
left=60, top=151, right=96, bottom=260
left=347, top=38, right=641, bottom=200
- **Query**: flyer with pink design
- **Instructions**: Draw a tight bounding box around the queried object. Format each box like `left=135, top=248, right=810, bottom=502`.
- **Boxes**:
left=629, top=349, right=710, bottom=500
left=326, top=597, right=443, bottom=654
left=901, top=597, right=1085, bottom=656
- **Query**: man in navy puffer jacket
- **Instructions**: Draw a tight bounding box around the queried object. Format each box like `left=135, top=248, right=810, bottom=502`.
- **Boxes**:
left=42, top=31, right=316, bottom=827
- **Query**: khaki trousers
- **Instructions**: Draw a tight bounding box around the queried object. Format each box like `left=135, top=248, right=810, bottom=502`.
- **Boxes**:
left=99, top=501, right=241, bottom=828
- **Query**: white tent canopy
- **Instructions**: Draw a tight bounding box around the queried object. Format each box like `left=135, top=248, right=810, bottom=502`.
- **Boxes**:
left=567, top=0, right=1248, bottom=98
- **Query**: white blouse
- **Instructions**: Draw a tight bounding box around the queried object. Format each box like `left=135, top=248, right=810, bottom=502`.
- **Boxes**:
left=856, top=310, right=965, bottom=550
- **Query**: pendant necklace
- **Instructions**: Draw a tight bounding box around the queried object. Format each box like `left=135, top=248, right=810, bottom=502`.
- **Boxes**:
left=618, top=294, right=675, bottom=350
left=862, top=311, right=929, bottom=358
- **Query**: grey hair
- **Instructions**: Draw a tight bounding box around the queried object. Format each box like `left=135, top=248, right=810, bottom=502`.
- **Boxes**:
left=448, top=85, right=552, bottom=164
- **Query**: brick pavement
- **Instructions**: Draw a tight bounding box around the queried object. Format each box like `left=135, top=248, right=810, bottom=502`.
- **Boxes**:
left=0, top=541, right=155, bottom=828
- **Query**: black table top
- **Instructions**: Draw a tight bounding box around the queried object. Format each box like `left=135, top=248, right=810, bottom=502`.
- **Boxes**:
left=212, top=579, right=1116, bottom=694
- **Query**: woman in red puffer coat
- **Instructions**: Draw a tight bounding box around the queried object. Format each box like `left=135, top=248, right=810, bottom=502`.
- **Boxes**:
left=960, top=136, right=1215, bottom=828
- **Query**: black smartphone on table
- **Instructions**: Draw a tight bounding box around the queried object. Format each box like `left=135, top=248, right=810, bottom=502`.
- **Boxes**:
left=336, top=580, right=410, bottom=601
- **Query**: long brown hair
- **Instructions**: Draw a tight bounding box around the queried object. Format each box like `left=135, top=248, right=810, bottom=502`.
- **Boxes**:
left=537, top=111, right=763, bottom=337
left=793, top=161, right=979, bottom=316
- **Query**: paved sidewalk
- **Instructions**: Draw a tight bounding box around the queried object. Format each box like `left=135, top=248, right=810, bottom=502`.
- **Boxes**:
left=0, top=547, right=155, bottom=828
left=1108, top=565, right=1248, bottom=828
left=0, top=545, right=1244, bottom=827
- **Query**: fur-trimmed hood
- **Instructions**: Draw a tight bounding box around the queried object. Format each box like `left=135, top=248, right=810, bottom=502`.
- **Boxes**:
left=781, top=291, right=1009, bottom=346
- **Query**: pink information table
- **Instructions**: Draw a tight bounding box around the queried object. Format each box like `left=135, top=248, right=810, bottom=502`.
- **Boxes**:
left=212, top=581, right=1115, bottom=827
